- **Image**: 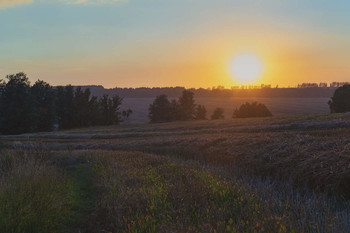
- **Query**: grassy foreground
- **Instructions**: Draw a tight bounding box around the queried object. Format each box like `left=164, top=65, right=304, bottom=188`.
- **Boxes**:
left=0, top=114, right=350, bottom=232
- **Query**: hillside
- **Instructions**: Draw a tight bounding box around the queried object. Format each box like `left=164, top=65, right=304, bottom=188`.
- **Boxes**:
left=1, top=114, right=350, bottom=232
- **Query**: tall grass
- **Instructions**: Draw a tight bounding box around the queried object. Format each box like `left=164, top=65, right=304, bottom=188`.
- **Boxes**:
left=1, top=114, right=350, bottom=232
left=84, top=150, right=350, bottom=233
left=0, top=149, right=74, bottom=233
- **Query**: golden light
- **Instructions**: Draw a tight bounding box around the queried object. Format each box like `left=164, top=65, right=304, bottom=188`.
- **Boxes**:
left=229, top=53, right=264, bottom=84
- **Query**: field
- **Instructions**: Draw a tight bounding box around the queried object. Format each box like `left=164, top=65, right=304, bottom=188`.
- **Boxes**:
left=121, top=97, right=331, bottom=124
left=1, top=113, right=350, bottom=232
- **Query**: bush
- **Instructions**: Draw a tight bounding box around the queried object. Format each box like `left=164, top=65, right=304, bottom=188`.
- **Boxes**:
left=211, top=108, right=224, bottom=120
left=233, top=102, right=272, bottom=118
left=328, top=85, right=350, bottom=113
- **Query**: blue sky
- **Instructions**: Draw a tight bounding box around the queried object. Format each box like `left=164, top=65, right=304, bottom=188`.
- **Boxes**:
left=0, top=0, right=349, bottom=87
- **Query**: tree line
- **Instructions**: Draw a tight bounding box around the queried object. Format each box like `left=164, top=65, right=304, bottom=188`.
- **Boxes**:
left=76, top=85, right=336, bottom=98
left=148, top=90, right=207, bottom=123
left=0, top=73, right=131, bottom=134
left=148, top=83, right=350, bottom=123
left=148, top=90, right=273, bottom=122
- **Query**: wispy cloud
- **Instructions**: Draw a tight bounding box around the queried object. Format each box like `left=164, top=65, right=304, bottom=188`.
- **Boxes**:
left=0, top=0, right=33, bottom=8
left=0, top=0, right=125, bottom=8
left=70, top=0, right=126, bottom=3
left=65, top=0, right=126, bottom=4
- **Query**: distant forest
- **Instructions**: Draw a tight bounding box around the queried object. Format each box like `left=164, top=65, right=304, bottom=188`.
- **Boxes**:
left=0, top=73, right=132, bottom=135
left=77, top=85, right=336, bottom=98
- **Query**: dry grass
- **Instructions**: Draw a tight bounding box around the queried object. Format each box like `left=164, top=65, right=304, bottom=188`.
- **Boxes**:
left=0, top=148, right=74, bottom=233
left=83, top=150, right=350, bottom=233
left=1, top=114, right=350, bottom=232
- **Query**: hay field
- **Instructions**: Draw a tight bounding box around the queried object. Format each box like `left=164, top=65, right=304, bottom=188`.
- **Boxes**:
left=1, top=114, right=350, bottom=232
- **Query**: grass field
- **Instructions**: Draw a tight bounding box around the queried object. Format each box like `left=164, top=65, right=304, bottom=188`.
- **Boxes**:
left=1, top=113, right=350, bottom=232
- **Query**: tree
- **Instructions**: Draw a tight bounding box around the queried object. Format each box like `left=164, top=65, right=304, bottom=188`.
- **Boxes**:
left=98, top=94, right=123, bottom=125
left=0, top=73, right=129, bottom=134
left=0, top=73, right=35, bottom=134
left=56, top=85, right=75, bottom=129
left=31, top=80, right=56, bottom=132
left=122, top=109, right=133, bottom=122
left=178, top=90, right=196, bottom=120
left=0, top=79, right=5, bottom=95
left=194, top=105, right=207, bottom=120
left=149, top=95, right=172, bottom=123
left=211, top=108, right=224, bottom=120
left=73, top=87, right=93, bottom=127
left=328, top=85, right=350, bottom=113
left=233, top=102, right=272, bottom=118
left=111, top=95, right=123, bottom=124
left=99, top=94, right=112, bottom=125
left=169, top=99, right=182, bottom=121
left=88, top=95, right=100, bottom=126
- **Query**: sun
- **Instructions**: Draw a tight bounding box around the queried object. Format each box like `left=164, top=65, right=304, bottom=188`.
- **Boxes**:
left=229, top=53, right=264, bottom=84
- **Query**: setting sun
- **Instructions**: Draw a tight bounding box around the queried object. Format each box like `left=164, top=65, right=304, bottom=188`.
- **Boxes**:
left=229, top=54, right=264, bottom=84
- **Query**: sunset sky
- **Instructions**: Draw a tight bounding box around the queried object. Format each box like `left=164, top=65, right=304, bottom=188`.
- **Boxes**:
left=0, top=0, right=349, bottom=88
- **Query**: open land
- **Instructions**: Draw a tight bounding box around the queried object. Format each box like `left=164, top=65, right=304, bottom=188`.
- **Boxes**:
left=0, top=113, right=350, bottom=232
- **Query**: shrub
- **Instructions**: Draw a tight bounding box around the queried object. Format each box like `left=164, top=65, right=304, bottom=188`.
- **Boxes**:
left=233, top=102, right=272, bottom=118
left=211, top=108, right=224, bottom=120
left=328, top=84, right=350, bottom=113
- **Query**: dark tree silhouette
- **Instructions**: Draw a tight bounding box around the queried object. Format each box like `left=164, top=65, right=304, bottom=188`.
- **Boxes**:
left=31, top=80, right=56, bottom=132
left=99, top=94, right=113, bottom=125
left=148, top=90, right=208, bottom=123
left=111, top=95, right=123, bottom=125
left=194, top=105, right=207, bottom=120
left=122, top=109, right=133, bottom=122
left=56, top=88, right=124, bottom=129
left=56, top=85, right=75, bottom=129
left=233, top=102, right=272, bottom=118
left=0, top=73, right=129, bottom=134
left=0, top=73, right=35, bottom=134
left=73, top=87, right=92, bottom=127
left=178, top=90, right=196, bottom=120
left=149, top=95, right=172, bottom=123
left=169, top=99, right=182, bottom=121
left=211, top=108, right=224, bottom=120
left=328, top=85, right=350, bottom=113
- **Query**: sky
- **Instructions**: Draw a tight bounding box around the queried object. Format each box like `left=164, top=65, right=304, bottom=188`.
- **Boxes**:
left=0, top=0, right=349, bottom=88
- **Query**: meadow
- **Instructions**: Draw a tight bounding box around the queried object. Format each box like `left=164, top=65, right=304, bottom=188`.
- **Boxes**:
left=0, top=113, right=350, bottom=232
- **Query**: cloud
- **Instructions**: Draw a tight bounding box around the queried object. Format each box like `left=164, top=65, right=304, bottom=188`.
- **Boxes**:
left=66, top=0, right=127, bottom=5
left=69, top=0, right=125, bottom=3
left=0, top=0, right=125, bottom=8
left=0, top=0, right=33, bottom=8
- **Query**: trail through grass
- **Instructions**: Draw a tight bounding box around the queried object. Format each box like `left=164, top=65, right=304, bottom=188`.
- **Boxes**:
left=1, top=114, right=350, bottom=232
left=0, top=150, right=97, bottom=233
